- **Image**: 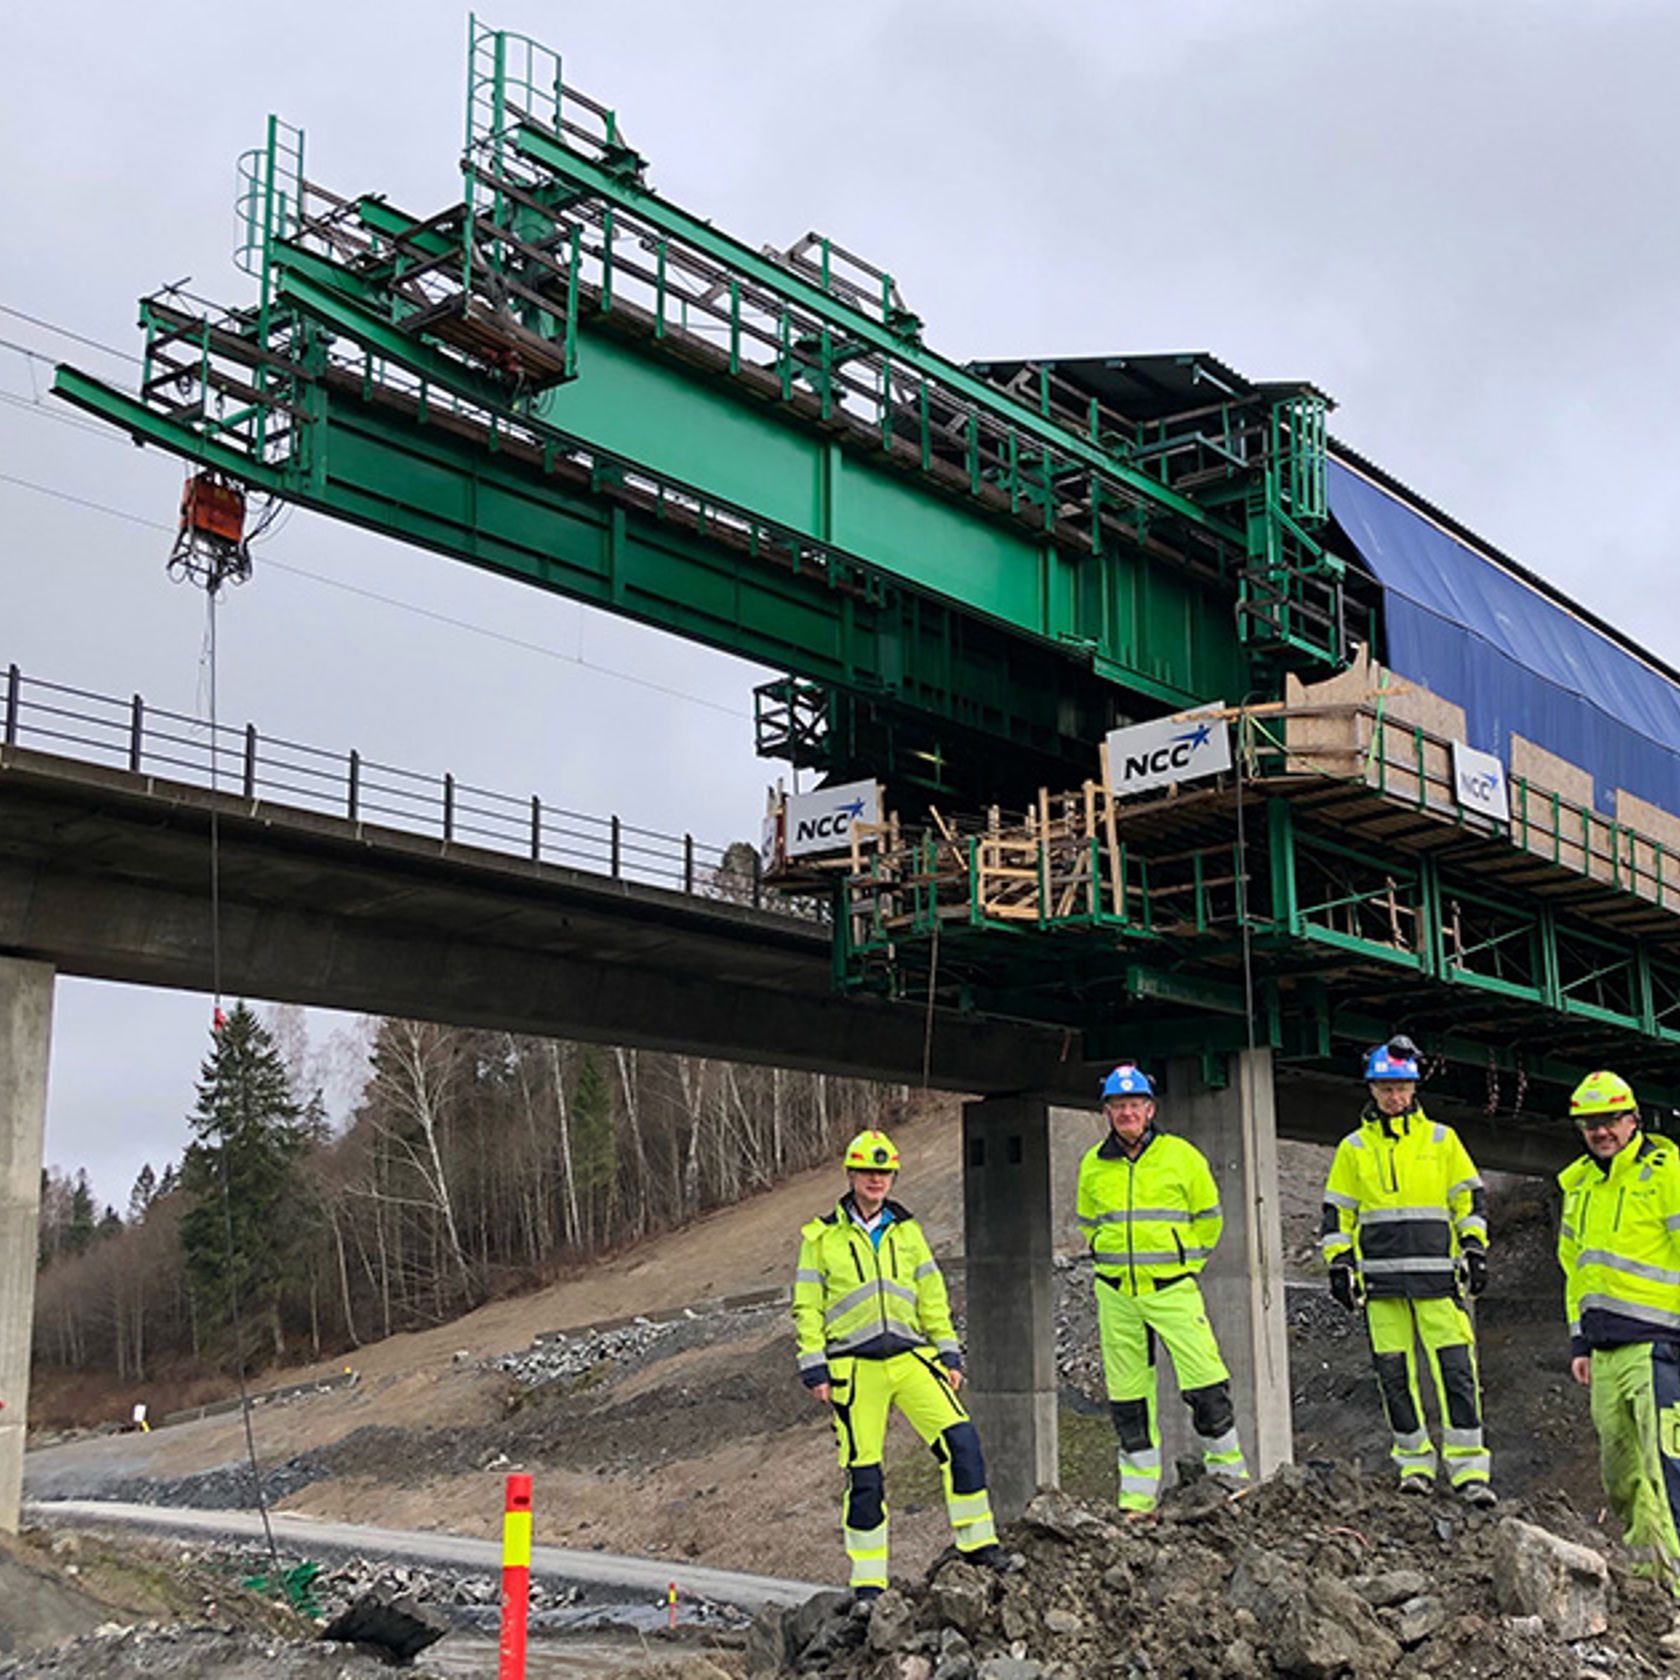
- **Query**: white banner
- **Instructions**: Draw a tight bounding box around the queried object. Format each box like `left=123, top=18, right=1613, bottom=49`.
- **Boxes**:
left=1452, top=741, right=1510, bottom=824
left=784, top=779, right=880, bottom=859
left=1104, top=709, right=1232, bottom=798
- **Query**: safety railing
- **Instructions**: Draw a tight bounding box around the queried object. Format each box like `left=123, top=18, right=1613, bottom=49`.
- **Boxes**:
left=0, top=662, right=806, bottom=915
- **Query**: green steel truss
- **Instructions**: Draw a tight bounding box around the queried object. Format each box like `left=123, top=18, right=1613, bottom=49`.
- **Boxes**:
left=835, top=754, right=1680, bottom=1108
left=53, top=18, right=1358, bottom=805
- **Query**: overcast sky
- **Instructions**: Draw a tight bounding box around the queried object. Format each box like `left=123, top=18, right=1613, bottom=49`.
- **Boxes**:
left=4, top=1, right=1679, bottom=1207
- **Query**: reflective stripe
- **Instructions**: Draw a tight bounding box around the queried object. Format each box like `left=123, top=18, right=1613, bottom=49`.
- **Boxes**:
left=1431, top=1125, right=1446, bottom=1144
left=1359, top=1206, right=1455, bottom=1225
left=794, top=1268, right=824, bottom=1286
left=1447, top=1454, right=1491, bottom=1482
left=947, top=1490, right=991, bottom=1523
left=1666, top=1213, right=1680, bottom=1233
left=1319, top=1232, right=1353, bottom=1253
left=1447, top=1174, right=1483, bottom=1199
left=1560, top=1222, right=1577, bottom=1241
left=1456, top=1216, right=1489, bottom=1239
left=1443, top=1427, right=1485, bottom=1450
left=955, top=1517, right=998, bottom=1547
left=798, top=1350, right=828, bottom=1372
left=1392, top=1428, right=1431, bottom=1452
left=1324, top=1189, right=1359, bottom=1211
left=1361, top=1255, right=1456, bottom=1274
left=1094, top=1249, right=1189, bottom=1268
left=913, top=1260, right=939, bottom=1280
left=827, top=1325, right=928, bottom=1354
left=1578, top=1248, right=1680, bottom=1288
left=1577, top=1293, right=1680, bottom=1333
left=825, top=1281, right=880, bottom=1320
left=1189, top=1205, right=1221, bottom=1222
left=934, top=1337, right=960, bottom=1356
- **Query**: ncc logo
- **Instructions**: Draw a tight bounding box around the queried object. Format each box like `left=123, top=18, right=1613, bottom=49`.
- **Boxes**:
left=1104, top=711, right=1232, bottom=798
left=783, top=780, right=880, bottom=860
left=794, top=796, right=866, bottom=848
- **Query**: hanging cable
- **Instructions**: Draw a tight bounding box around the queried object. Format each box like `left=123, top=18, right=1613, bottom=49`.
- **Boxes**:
left=183, top=487, right=280, bottom=1575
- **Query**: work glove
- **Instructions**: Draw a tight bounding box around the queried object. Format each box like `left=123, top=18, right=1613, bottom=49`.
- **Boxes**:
left=1463, top=1248, right=1488, bottom=1298
left=1329, top=1264, right=1357, bottom=1312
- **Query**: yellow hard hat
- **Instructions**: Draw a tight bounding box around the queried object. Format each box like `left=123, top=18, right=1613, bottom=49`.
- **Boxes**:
left=843, top=1129, right=900, bottom=1172
left=1570, top=1070, right=1637, bottom=1122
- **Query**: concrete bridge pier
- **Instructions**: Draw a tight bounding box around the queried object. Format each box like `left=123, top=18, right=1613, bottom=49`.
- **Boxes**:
left=962, top=1094, right=1056, bottom=1521
left=964, top=1050, right=1293, bottom=1523
left=1154, top=1048, right=1294, bottom=1482
left=0, top=957, right=52, bottom=1534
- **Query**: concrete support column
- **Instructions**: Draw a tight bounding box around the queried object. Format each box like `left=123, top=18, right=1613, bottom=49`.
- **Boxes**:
left=0, top=958, right=52, bottom=1533
left=962, top=1094, right=1056, bottom=1521
left=1162, top=1048, right=1293, bottom=1480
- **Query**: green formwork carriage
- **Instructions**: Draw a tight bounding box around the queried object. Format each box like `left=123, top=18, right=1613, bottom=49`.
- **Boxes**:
left=54, top=19, right=1356, bottom=806
left=833, top=710, right=1680, bottom=1109
left=50, top=18, right=1676, bottom=1103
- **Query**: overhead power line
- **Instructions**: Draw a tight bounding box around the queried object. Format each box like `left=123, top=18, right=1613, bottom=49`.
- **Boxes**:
left=0, top=465, right=752, bottom=721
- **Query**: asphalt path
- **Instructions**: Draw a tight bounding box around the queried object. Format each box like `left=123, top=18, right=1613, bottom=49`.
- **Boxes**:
left=25, top=1499, right=823, bottom=1612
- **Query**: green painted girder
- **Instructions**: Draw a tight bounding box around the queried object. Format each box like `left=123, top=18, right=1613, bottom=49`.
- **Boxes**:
left=506, top=122, right=1239, bottom=548
left=55, top=363, right=1122, bottom=782
left=260, top=235, right=1245, bottom=717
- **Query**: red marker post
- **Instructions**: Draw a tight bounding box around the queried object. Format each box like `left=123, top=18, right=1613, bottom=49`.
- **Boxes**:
left=498, top=1473, right=533, bottom=1680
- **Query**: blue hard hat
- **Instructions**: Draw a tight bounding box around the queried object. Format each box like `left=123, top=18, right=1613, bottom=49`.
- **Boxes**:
left=1364, top=1042, right=1419, bottom=1081
left=1101, top=1064, right=1154, bottom=1099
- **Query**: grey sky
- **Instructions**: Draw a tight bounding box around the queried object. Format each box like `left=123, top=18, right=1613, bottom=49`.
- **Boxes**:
left=4, top=1, right=1678, bottom=1206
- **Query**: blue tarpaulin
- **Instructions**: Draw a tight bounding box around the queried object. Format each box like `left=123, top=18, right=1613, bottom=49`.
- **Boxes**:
left=1326, top=457, right=1680, bottom=820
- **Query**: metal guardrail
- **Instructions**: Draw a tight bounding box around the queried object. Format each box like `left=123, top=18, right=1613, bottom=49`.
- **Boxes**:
left=0, top=662, right=804, bottom=913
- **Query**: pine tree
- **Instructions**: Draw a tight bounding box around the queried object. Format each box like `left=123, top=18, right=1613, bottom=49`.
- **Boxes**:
left=128, top=1163, right=158, bottom=1223
left=66, top=1171, right=98, bottom=1257
left=178, top=1003, right=316, bottom=1367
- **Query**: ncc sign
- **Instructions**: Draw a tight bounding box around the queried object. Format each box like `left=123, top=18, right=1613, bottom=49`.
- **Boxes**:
left=1104, top=711, right=1232, bottom=798
left=1451, top=741, right=1510, bottom=824
left=783, top=779, right=881, bottom=859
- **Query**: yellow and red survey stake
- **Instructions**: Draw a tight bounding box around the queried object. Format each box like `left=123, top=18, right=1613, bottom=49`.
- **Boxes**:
left=498, top=1473, right=533, bottom=1680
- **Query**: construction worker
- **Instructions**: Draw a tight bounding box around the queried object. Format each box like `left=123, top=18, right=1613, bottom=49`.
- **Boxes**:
left=792, top=1128, right=1018, bottom=1601
left=1076, top=1065, right=1249, bottom=1512
left=1321, top=1037, right=1495, bottom=1504
left=1558, top=1071, right=1680, bottom=1594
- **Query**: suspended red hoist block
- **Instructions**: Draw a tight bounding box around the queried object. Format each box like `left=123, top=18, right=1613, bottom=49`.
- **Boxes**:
left=179, top=472, right=247, bottom=548
left=168, top=471, right=254, bottom=590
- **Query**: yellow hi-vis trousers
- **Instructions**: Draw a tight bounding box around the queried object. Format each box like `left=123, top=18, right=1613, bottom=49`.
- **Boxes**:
left=1588, top=1340, right=1680, bottom=1595
left=827, top=1351, right=997, bottom=1591
left=1095, top=1276, right=1248, bottom=1512
left=1364, top=1295, right=1489, bottom=1489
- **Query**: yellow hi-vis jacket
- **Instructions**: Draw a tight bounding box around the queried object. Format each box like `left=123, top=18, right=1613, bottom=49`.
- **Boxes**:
left=1558, top=1130, right=1680, bottom=1357
left=1076, top=1130, right=1223, bottom=1295
left=792, top=1197, right=961, bottom=1388
left=1320, top=1103, right=1486, bottom=1299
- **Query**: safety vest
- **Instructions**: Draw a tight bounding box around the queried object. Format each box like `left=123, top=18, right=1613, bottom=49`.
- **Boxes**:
left=1558, top=1131, right=1680, bottom=1353
left=1076, top=1130, right=1223, bottom=1295
left=1321, top=1104, right=1486, bottom=1299
left=792, top=1198, right=960, bottom=1387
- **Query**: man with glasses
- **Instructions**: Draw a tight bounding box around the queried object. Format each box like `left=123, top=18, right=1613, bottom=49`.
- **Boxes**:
left=1321, top=1036, right=1495, bottom=1504
left=1559, top=1071, right=1680, bottom=1596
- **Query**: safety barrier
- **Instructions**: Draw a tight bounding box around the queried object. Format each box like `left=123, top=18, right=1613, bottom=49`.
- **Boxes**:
left=0, top=661, right=801, bottom=911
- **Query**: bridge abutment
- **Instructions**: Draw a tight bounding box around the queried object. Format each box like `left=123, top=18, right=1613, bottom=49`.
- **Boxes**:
left=962, top=1094, right=1057, bottom=1521
left=0, top=957, right=52, bottom=1533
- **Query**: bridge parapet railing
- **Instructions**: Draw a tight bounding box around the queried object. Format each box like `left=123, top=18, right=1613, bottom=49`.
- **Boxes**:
left=1264, top=700, right=1680, bottom=912
left=0, top=663, right=803, bottom=915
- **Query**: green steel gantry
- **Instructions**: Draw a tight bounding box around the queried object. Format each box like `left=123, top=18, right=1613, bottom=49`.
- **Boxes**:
left=49, top=20, right=1678, bottom=1108
left=54, top=19, right=1356, bottom=807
